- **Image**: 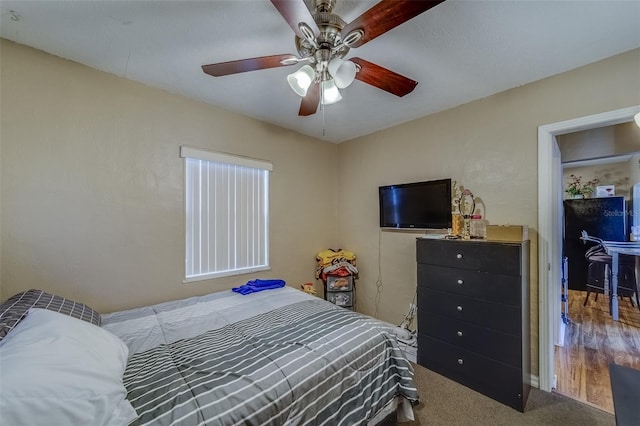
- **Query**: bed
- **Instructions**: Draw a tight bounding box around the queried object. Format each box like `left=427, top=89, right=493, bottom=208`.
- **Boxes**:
left=0, top=286, right=418, bottom=425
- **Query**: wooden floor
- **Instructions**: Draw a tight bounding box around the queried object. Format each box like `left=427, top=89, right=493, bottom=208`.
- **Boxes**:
left=554, top=289, right=640, bottom=413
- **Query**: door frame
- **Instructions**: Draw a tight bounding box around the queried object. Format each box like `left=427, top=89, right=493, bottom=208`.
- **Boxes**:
left=538, top=105, right=640, bottom=392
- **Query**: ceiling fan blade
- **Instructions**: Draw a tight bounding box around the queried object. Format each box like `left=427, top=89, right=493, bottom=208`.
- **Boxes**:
left=270, top=0, right=320, bottom=39
left=350, top=57, right=418, bottom=97
left=342, top=0, right=445, bottom=48
left=299, top=82, right=320, bottom=116
left=202, top=54, right=298, bottom=77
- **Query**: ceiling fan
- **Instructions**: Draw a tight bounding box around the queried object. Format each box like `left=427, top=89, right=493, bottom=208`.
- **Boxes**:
left=202, top=0, right=445, bottom=116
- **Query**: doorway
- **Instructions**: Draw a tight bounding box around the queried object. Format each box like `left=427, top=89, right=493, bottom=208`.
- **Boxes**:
left=555, top=152, right=640, bottom=412
left=537, top=105, right=640, bottom=398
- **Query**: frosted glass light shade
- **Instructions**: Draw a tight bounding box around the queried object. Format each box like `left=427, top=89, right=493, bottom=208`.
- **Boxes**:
left=328, top=58, right=356, bottom=89
left=287, top=65, right=315, bottom=97
left=321, top=79, right=342, bottom=105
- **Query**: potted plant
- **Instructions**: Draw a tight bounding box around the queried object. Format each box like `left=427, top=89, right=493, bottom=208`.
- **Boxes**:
left=565, top=174, right=599, bottom=199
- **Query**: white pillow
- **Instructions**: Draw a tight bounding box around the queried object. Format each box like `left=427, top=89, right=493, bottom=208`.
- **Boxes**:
left=0, top=308, right=137, bottom=426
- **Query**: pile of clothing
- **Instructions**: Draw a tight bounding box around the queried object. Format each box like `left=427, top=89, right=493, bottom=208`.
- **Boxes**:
left=315, top=249, right=358, bottom=282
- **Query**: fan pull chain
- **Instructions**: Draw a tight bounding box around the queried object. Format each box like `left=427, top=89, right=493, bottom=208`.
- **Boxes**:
left=123, top=49, right=131, bottom=78
left=321, top=84, right=326, bottom=137
left=322, top=106, right=326, bottom=137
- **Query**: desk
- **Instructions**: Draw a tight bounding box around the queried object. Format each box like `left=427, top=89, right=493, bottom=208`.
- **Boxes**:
left=599, top=241, right=640, bottom=321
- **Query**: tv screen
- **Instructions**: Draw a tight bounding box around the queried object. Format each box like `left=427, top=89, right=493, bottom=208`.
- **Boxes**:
left=379, top=179, right=452, bottom=229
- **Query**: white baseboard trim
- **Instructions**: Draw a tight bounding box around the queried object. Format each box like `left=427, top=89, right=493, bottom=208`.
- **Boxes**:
left=530, top=374, right=540, bottom=388
left=557, top=321, right=566, bottom=347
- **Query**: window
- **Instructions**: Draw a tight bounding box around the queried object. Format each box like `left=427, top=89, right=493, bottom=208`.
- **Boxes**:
left=181, top=146, right=271, bottom=281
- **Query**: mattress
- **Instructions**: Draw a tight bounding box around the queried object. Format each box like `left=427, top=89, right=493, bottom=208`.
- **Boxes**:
left=101, top=286, right=418, bottom=425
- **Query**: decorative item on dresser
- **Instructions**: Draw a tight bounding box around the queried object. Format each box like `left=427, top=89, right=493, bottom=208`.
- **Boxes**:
left=416, top=238, right=530, bottom=412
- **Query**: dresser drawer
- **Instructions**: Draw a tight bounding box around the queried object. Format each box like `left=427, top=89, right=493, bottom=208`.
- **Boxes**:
left=417, top=264, right=521, bottom=305
left=418, top=288, right=521, bottom=336
left=417, top=334, right=525, bottom=412
left=418, top=311, right=521, bottom=367
left=416, top=239, right=522, bottom=275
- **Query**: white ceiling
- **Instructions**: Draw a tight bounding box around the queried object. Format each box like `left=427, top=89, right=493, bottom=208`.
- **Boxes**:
left=1, top=0, right=639, bottom=143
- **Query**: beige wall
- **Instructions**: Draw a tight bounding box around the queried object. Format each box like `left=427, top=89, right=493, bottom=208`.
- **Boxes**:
left=557, top=121, right=640, bottom=162
left=563, top=161, right=632, bottom=200
left=336, top=48, right=640, bottom=376
left=2, top=37, right=640, bottom=377
left=0, top=40, right=338, bottom=312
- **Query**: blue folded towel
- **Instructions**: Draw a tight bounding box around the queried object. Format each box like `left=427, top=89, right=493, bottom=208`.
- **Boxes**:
left=232, top=279, right=286, bottom=295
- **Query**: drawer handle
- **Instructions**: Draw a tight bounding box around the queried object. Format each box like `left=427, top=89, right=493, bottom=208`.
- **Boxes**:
left=456, top=305, right=463, bottom=312
left=456, top=253, right=463, bottom=259
left=458, top=358, right=464, bottom=365
left=457, top=279, right=463, bottom=285
left=457, top=331, right=463, bottom=337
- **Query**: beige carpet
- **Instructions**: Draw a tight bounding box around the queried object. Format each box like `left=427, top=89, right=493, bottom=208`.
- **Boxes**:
left=405, top=363, right=615, bottom=425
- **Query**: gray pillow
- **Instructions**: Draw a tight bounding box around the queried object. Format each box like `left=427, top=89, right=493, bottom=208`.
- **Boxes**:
left=0, top=289, right=101, bottom=341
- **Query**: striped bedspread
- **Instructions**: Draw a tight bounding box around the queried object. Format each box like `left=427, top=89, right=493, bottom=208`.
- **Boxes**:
left=114, top=294, right=418, bottom=425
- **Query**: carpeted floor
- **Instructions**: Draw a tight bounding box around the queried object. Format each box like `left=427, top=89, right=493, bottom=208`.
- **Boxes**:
left=404, top=363, right=615, bottom=425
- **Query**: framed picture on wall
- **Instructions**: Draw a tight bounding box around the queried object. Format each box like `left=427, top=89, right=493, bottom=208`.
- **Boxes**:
left=596, top=185, right=615, bottom=197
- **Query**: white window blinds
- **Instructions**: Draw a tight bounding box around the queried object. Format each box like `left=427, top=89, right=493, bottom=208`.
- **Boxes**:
left=181, top=146, right=272, bottom=281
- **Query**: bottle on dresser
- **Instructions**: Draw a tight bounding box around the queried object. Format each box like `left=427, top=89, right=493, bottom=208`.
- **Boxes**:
left=470, top=214, right=486, bottom=239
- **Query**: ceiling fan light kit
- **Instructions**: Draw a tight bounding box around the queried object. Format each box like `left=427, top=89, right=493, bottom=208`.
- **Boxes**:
left=327, top=58, right=356, bottom=89
left=321, top=79, right=342, bottom=105
left=201, top=0, right=446, bottom=116
left=287, top=65, right=315, bottom=96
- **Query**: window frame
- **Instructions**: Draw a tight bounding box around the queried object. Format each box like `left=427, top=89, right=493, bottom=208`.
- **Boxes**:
left=180, top=146, right=272, bottom=283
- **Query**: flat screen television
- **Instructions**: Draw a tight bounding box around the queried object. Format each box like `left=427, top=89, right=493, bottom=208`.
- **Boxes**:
left=379, top=178, right=452, bottom=229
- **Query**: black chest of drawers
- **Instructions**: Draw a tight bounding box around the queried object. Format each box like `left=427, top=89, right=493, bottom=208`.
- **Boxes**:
left=416, top=238, right=530, bottom=412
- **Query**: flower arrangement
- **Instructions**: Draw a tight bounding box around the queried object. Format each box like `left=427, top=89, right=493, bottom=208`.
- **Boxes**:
left=565, top=174, right=599, bottom=197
